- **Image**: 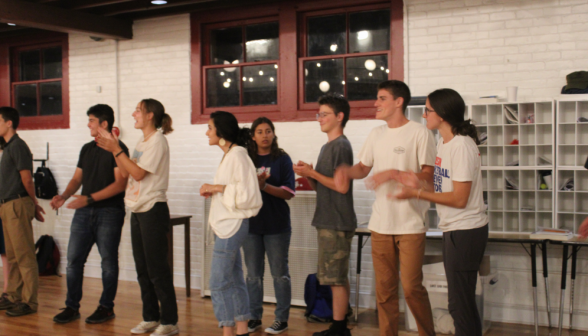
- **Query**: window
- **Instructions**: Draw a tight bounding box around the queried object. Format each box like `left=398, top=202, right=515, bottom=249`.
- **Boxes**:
left=203, top=20, right=279, bottom=113
left=300, top=6, right=391, bottom=109
left=0, top=33, right=69, bottom=130
left=190, top=0, right=403, bottom=123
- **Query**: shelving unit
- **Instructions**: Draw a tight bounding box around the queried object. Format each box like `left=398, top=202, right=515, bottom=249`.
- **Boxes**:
left=555, top=98, right=588, bottom=233
left=470, top=101, right=555, bottom=233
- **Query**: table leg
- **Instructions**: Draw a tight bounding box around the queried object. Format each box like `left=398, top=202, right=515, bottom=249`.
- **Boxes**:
left=558, top=245, right=569, bottom=336
left=542, top=240, right=552, bottom=328
left=167, top=223, right=174, bottom=274
left=569, top=245, right=577, bottom=331
left=531, top=243, right=539, bottom=336
left=185, top=219, right=191, bottom=297
left=355, top=234, right=364, bottom=322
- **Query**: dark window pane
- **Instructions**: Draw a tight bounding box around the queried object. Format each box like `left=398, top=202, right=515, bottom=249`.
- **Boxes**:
left=19, top=50, right=41, bottom=81
left=246, top=22, right=279, bottom=62
left=243, top=64, right=277, bottom=106
left=43, top=47, right=62, bottom=79
left=40, top=82, right=62, bottom=115
left=307, top=14, right=346, bottom=57
left=346, top=55, right=388, bottom=101
left=206, top=67, right=240, bottom=107
left=210, top=27, right=243, bottom=65
left=15, top=84, right=38, bottom=116
left=304, top=59, right=344, bottom=103
left=349, top=10, right=390, bottom=53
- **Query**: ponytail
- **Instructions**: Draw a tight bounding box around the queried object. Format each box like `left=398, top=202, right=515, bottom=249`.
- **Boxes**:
left=428, top=88, right=480, bottom=145
left=161, top=113, right=174, bottom=135
left=454, top=119, right=480, bottom=145
left=237, top=127, right=252, bottom=148
left=141, top=98, right=173, bottom=135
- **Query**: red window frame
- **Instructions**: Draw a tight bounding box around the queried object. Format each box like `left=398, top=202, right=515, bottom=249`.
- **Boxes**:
left=202, top=17, right=280, bottom=115
left=190, top=0, right=403, bottom=124
left=0, top=32, right=69, bottom=130
left=298, top=4, right=392, bottom=115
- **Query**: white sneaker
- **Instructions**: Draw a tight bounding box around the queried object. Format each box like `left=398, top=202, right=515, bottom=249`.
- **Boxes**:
left=131, top=321, right=160, bottom=334
left=150, top=324, right=180, bottom=336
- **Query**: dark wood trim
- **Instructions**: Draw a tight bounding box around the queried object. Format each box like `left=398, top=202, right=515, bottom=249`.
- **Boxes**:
left=0, top=0, right=132, bottom=40
left=190, top=0, right=404, bottom=124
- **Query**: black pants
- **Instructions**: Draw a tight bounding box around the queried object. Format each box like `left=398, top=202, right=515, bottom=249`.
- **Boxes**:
left=442, top=224, right=488, bottom=336
left=131, top=202, right=178, bottom=325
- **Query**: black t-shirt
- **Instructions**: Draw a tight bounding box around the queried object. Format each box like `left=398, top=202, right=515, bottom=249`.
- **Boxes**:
left=76, top=140, right=129, bottom=208
left=249, top=154, right=296, bottom=235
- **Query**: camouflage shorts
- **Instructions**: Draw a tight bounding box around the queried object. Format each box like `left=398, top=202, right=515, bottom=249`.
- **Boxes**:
left=316, top=228, right=355, bottom=286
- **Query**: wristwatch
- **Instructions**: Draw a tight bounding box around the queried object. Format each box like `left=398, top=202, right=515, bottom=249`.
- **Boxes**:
left=87, top=195, right=95, bottom=205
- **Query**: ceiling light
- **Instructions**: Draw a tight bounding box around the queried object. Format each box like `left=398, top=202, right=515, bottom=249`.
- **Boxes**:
left=226, top=78, right=231, bottom=82
left=330, top=44, right=338, bottom=52
left=341, top=81, right=346, bottom=85
left=368, top=72, right=373, bottom=77
left=354, top=77, right=359, bottom=81
left=7, top=23, right=16, bottom=26
left=151, top=0, right=167, bottom=4
left=259, top=70, right=264, bottom=76
left=249, top=78, right=254, bottom=82
left=386, top=69, right=390, bottom=73
left=242, top=77, right=247, bottom=81
left=220, top=71, right=225, bottom=76
left=223, top=82, right=230, bottom=88
left=380, top=66, right=385, bottom=71
left=316, top=63, right=321, bottom=67
left=274, top=64, right=278, bottom=69
left=319, top=81, right=330, bottom=93
left=270, top=77, right=274, bottom=82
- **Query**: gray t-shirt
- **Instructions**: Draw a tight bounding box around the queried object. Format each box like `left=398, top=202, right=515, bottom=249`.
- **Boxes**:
left=0, top=134, right=33, bottom=200
left=311, top=135, right=357, bottom=231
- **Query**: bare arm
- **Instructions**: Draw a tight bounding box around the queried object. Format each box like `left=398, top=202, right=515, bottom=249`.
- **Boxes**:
left=19, top=170, right=45, bottom=222
left=293, top=161, right=348, bottom=194
left=50, top=168, right=83, bottom=210
left=396, top=180, right=473, bottom=209
left=263, top=184, right=294, bottom=200
left=95, top=128, right=147, bottom=181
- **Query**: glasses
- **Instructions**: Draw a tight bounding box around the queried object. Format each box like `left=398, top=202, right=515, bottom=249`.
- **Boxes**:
left=316, top=112, right=333, bottom=119
left=424, top=107, right=436, bottom=116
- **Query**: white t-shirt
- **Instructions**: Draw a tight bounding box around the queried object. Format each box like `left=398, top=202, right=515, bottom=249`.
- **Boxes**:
left=359, top=121, right=437, bottom=234
left=434, top=135, right=488, bottom=231
left=208, top=146, right=262, bottom=239
left=125, top=131, right=169, bottom=213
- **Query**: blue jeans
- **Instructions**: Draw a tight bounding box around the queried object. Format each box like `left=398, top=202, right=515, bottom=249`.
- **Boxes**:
left=210, top=219, right=251, bottom=327
left=242, top=231, right=291, bottom=322
left=66, top=206, right=125, bottom=310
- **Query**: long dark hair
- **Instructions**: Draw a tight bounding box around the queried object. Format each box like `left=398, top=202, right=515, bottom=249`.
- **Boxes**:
left=248, top=117, right=286, bottom=166
left=141, top=98, right=173, bottom=135
left=210, top=111, right=251, bottom=148
left=427, top=88, right=479, bottom=145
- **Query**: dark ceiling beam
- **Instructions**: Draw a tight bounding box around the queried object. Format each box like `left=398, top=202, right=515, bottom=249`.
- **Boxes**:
left=71, top=0, right=137, bottom=10
left=115, top=0, right=279, bottom=21
left=101, top=0, right=216, bottom=16
left=0, top=0, right=132, bottom=39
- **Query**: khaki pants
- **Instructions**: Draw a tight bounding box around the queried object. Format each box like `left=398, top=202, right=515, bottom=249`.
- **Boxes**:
left=0, top=196, right=38, bottom=311
left=371, top=232, right=434, bottom=336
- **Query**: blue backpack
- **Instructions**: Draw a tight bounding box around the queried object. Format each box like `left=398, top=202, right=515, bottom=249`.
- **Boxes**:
left=304, top=273, right=333, bottom=323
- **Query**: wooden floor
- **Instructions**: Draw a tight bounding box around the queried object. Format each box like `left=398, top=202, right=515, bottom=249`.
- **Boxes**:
left=0, top=275, right=584, bottom=336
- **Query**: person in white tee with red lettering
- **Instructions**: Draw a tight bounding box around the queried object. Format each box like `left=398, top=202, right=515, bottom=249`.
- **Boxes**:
left=396, top=88, right=489, bottom=336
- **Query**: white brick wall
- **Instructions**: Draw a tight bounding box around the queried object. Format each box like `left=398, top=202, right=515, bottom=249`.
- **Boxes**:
left=8, top=0, right=588, bottom=329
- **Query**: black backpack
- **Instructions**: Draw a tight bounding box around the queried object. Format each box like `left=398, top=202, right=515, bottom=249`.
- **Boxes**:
left=35, top=235, right=60, bottom=276
left=34, top=166, right=58, bottom=199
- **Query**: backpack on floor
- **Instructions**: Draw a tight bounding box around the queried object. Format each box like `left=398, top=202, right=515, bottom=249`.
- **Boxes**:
left=34, top=166, right=58, bottom=200
left=35, top=235, right=60, bottom=276
left=304, top=273, right=333, bottom=323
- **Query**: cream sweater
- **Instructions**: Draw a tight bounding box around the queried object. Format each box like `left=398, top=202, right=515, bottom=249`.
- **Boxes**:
left=208, top=146, right=262, bottom=239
